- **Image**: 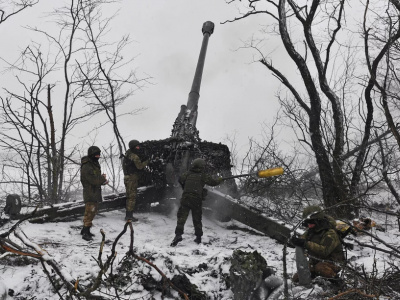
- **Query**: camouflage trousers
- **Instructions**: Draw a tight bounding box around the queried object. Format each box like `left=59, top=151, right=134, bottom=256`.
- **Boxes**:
left=83, top=202, right=98, bottom=227
left=124, top=174, right=139, bottom=212
left=174, top=197, right=203, bottom=237
left=311, top=261, right=341, bottom=278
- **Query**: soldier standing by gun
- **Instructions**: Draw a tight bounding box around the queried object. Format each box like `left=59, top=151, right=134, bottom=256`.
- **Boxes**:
left=289, top=206, right=345, bottom=283
left=171, top=158, right=223, bottom=246
left=122, top=140, right=149, bottom=221
left=80, top=146, right=108, bottom=241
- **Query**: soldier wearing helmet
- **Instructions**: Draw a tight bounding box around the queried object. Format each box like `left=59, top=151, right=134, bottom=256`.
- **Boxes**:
left=80, top=146, right=108, bottom=241
left=171, top=158, right=223, bottom=246
left=122, top=140, right=149, bottom=221
left=290, top=205, right=345, bottom=282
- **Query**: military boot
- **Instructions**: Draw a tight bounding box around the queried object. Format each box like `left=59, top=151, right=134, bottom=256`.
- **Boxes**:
left=194, top=236, right=202, bottom=244
left=170, top=235, right=183, bottom=247
left=87, top=227, right=95, bottom=237
left=81, top=226, right=93, bottom=241
left=81, top=226, right=95, bottom=237
left=125, top=210, right=138, bottom=222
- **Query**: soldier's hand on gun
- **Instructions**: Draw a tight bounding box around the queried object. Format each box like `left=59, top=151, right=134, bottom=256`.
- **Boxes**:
left=289, top=236, right=306, bottom=248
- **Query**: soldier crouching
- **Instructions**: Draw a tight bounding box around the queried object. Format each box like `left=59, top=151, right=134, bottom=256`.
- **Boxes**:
left=290, top=205, right=345, bottom=282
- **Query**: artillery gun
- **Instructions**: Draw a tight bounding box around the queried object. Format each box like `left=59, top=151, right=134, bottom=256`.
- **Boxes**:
left=2, top=22, right=291, bottom=245
left=133, top=21, right=237, bottom=200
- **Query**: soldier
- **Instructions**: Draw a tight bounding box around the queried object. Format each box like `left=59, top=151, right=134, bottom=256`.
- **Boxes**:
left=122, top=140, right=149, bottom=221
left=80, top=146, right=108, bottom=241
left=290, top=206, right=345, bottom=282
left=171, top=158, right=223, bottom=246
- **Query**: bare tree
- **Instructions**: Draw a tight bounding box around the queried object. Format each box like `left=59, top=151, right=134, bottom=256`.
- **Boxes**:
left=0, top=0, right=148, bottom=204
left=76, top=1, right=150, bottom=158
left=0, top=0, right=37, bottom=25
left=232, top=119, right=322, bottom=222
left=364, top=1, right=400, bottom=152
left=224, top=0, right=400, bottom=218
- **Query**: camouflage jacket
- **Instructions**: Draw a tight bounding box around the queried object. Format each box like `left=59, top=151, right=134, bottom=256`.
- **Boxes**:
left=303, top=220, right=345, bottom=265
left=80, top=156, right=107, bottom=203
left=179, top=166, right=222, bottom=201
left=122, top=149, right=149, bottom=176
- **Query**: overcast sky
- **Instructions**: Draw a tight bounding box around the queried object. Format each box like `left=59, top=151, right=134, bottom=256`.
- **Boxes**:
left=0, top=0, right=290, bottom=160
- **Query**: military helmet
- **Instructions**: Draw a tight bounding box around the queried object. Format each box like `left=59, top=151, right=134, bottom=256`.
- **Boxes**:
left=191, top=158, right=206, bottom=170
left=302, top=205, right=325, bottom=220
left=88, top=146, right=101, bottom=157
left=129, top=140, right=140, bottom=150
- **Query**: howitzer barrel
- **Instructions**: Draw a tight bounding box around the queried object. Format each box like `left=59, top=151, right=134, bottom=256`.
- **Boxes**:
left=168, top=21, right=215, bottom=185
left=171, top=21, right=214, bottom=139
left=186, top=21, right=214, bottom=122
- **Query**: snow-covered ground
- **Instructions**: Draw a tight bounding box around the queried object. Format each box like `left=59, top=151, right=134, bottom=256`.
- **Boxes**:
left=1, top=204, right=400, bottom=299
left=1, top=208, right=291, bottom=299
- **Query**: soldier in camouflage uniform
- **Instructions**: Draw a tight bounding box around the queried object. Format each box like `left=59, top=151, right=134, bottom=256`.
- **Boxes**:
left=122, top=140, right=149, bottom=221
left=171, top=158, right=223, bottom=246
left=80, top=146, right=108, bottom=241
left=290, top=206, right=345, bottom=281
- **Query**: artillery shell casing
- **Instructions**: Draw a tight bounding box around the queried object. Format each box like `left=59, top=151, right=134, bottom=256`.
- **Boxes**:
left=257, top=167, right=284, bottom=178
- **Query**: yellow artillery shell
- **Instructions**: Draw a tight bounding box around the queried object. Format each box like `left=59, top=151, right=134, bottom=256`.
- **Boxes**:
left=257, top=167, right=284, bottom=178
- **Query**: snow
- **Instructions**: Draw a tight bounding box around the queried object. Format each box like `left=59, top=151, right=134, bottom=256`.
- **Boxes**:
left=1, top=203, right=400, bottom=299
left=1, top=208, right=291, bottom=299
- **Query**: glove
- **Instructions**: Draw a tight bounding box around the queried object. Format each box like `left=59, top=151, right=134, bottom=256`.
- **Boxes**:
left=290, top=237, right=306, bottom=248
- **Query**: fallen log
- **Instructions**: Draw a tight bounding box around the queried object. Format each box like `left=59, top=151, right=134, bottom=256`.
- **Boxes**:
left=4, top=186, right=170, bottom=223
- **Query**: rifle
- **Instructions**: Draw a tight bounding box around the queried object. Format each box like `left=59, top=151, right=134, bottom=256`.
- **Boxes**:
left=221, top=167, right=284, bottom=180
